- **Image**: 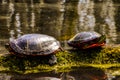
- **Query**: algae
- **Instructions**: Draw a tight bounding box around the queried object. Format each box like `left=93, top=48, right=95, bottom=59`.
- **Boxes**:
left=0, top=45, right=120, bottom=74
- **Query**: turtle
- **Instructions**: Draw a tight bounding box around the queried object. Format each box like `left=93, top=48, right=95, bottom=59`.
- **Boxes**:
left=5, top=34, right=63, bottom=65
left=67, top=31, right=106, bottom=49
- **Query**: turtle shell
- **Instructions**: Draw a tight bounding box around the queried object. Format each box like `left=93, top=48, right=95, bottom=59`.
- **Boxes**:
left=67, top=31, right=106, bottom=49
left=8, top=34, right=61, bottom=56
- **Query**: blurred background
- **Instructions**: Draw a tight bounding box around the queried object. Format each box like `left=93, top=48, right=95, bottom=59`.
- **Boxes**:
left=0, top=0, right=120, bottom=53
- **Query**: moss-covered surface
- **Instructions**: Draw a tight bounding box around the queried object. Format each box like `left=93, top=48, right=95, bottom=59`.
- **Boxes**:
left=0, top=45, right=120, bottom=74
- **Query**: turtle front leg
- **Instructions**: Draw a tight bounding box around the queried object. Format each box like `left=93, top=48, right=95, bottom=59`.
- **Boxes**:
left=48, top=54, right=57, bottom=66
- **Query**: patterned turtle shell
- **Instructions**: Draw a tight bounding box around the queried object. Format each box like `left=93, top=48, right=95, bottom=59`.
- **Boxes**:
left=8, top=34, right=61, bottom=56
left=67, top=31, right=106, bottom=49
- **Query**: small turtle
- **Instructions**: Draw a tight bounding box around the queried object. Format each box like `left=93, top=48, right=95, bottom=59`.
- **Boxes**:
left=5, top=34, right=62, bottom=65
left=67, top=31, right=106, bottom=49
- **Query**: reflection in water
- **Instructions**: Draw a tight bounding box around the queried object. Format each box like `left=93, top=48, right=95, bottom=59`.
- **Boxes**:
left=62, top=67, right=108, bottom=80
left=78, top=0, right=95, bottom=31
left=9, top=30, right=15, bottom=41
left=30, top=0, right=36, bottom=30
left=6, top=2, right=14, bottom=27
left=30, top=12, right=35, bottom=29
left=15, top=13, right=22, bottom=38
left=34, top=77, right=61, bottom=80
left=30, top=0, right=34, bottom=8
left=7, top=2, right=15, bottom=41
left=0, top=74, right=11, bottom=80
left=8, top=2, right=14, bottom=18
left=77, top=0, right=117, bottom=44
left=0, top=67, right=109, bottom=80
left=0, top=0, right=119, bottom=44
left=100, top=0, right=117, bottom=43
left=9, top=13, right=22, bottom=41
left=2, top=0, right=7, bottom=4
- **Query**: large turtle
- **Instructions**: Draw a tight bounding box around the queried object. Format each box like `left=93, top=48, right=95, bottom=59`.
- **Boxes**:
left=67, top=31, right=106, bottom=49
left=5, top=34, right=62, bottom=65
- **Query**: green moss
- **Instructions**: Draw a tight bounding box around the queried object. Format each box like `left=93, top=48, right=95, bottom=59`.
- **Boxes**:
left=1, top=45, right=120, bottom=74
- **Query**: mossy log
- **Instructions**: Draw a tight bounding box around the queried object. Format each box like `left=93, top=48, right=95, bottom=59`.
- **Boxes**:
left=0, top=45, right=120, bottom=74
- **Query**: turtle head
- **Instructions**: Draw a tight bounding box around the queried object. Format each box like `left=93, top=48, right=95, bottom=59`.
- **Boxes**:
left=99, top=35, right=106, bottom=43
left=5, top=43, right=9, bottom=49
left=5, top=43, right=12, bottom=52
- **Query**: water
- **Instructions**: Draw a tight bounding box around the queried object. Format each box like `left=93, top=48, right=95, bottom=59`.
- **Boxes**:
left=0, top=0, right=120, bottom=49
left=0, top=67, right=109, bottom=80
left=0, top=0, right=120, bottom=79
left=1, top=66, right=120, bottom=80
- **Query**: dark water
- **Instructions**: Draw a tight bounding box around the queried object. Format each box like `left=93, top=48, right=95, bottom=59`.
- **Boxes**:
left=0, top=0, right=120, bottom=49
left=0, top=0, right=120, bottom=79
left=0, top=0, right=120, bottom=47
left=0, top=67, right=110, bottom=80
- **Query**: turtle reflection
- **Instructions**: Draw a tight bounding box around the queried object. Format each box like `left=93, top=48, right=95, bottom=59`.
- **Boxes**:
left=61, top=67, right=108, bottom=80
left=10, top=67, right=108, bottom=80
